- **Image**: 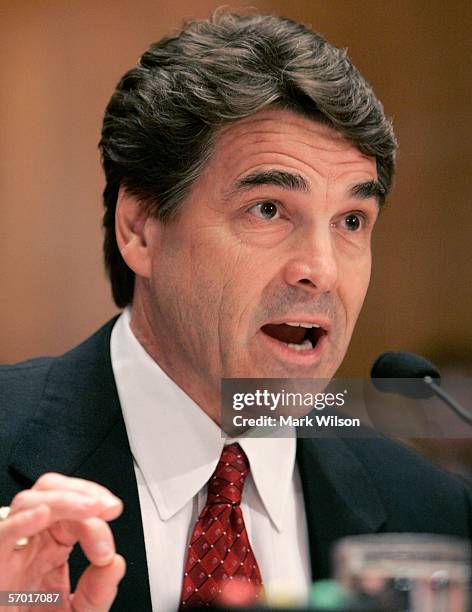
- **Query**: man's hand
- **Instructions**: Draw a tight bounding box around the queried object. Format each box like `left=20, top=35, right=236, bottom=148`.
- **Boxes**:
left=0, top=473, right=126, bottom=611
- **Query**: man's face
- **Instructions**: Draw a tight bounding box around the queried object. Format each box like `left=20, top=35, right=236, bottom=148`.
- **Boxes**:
left=138, top=108, right=379, bottom=410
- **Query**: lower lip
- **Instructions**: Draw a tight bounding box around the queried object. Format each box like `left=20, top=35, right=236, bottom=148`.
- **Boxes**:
left=258, top=329, right=328, bottom=366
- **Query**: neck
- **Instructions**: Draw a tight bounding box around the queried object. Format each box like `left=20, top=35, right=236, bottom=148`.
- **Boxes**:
left=128, top=293, right=222, bottom=425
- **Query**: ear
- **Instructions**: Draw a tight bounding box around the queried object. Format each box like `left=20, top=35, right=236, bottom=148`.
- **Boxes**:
left=115, top=186, right=155, bottom=279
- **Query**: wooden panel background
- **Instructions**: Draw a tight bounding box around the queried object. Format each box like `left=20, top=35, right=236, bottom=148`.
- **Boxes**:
left=1, top=0, right=471, bottom=380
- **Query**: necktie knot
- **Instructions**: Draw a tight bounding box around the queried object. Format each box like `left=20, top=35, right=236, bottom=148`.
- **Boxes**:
left=207, top=443, right=249, bottom=505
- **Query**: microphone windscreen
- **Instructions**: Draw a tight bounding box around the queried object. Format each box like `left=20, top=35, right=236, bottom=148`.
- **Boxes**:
left=371, top=351, right=440, bottom=380
left=371, top=352, right=441, bottom=399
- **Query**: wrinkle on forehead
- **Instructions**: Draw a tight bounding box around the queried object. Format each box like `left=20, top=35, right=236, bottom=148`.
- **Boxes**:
left=217, top=108, right=350, bottom=151
left=212, top=108, right=377, bottom=184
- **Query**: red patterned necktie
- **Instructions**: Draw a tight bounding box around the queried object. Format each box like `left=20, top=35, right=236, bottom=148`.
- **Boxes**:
left=180, top=443, right=263, bottom=607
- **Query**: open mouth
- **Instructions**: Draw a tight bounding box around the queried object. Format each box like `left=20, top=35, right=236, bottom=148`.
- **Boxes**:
left=260, top=321, right=327, bottom=353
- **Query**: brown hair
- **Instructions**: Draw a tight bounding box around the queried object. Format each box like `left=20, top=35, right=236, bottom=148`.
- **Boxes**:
left=100, top=12, right=397, bottom=307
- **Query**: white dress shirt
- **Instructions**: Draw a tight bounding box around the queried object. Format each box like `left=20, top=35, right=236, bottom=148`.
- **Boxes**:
left=110, top=308, right=311, bottom=611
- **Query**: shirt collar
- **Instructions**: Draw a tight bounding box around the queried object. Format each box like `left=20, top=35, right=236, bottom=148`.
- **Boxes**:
left=110, top=307, right=295, bottom=531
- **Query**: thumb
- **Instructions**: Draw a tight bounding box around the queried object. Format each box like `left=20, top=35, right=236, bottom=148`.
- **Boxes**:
left=71, top=554, right=126, bottom=612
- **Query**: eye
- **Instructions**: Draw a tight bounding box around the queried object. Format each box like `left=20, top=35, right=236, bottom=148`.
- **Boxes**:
left=248, top=200, right=280, bottom=220
left=341, top=213, right=364, bottom=231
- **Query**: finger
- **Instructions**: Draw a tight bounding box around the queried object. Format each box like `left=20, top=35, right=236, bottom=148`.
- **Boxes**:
left=34, top=473, right=121, bottom=506
left=71, top=554, right=126, bottom=612
left=0, top=505, right=51, bottom=551
left=33, top=474, right=123, bottom=520
left=11, top=490, right=122, bottom=523
left=79, top=518, right=116, bottom=567
left=51, top=517, right=116, bottom=566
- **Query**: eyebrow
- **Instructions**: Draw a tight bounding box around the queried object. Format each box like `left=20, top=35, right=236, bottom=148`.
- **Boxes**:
left=351, top=180, right=386, bottom=206
left=231, top=170, right=310, bottom=195
left=228, top=170, right=385, bottom=206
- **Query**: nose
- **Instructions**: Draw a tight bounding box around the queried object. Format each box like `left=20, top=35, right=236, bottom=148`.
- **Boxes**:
left=282, top=226, right=338, bottom=293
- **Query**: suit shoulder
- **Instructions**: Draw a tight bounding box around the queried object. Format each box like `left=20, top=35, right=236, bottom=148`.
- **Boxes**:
left=0, top=316, right=119, bottom=418
left=0, top=357, right=54, bottom=465
left=343, top=434, right=465, bottom=486
left=0, top=318, right=118, bottom=473
left=342, top=435, right=471, bottom=533
left=0, top=357, right=53, bottom=411
left=0, top=355, right=53, bottom=373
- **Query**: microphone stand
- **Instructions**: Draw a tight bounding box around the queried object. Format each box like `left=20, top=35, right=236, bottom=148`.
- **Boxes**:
left=424, top=376, right=472, bottom=425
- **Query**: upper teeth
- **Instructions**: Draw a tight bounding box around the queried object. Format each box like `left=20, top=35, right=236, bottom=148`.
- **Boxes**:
left=285, top=322, right=320, bottom=328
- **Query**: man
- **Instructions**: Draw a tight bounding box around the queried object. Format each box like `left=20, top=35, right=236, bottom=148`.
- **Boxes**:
left=0, top=11, right=470, bottom=612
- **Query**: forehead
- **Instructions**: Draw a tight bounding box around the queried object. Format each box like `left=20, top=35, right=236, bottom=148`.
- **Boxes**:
left=207, top=108, right=377, bottom=184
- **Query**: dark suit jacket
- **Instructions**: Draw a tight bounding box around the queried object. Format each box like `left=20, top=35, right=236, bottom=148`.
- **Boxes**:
left=1, top=319, right=471, bottom=610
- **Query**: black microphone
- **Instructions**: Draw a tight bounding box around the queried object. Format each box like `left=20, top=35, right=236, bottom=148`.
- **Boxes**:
left=371, top=351, right=472, bottom=425
left=372, top=351, right=440, bottom=381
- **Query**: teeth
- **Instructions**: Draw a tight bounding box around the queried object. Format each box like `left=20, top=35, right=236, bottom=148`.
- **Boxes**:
left=286, top=322, right=320, bottom=329
left=287, top=339, right=313, bottom=352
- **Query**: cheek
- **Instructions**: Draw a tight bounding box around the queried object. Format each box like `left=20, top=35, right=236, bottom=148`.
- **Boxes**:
left=211, top=249, right=272, bottom=342
left=217, top=259, right=265, bottom=326
left=340, top=255, right=372, bottom=322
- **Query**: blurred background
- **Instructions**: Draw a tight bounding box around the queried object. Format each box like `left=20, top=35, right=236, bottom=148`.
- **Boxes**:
left=2, top=0, right=471, bottom=371
left=1, top=1, right=471, bottom=472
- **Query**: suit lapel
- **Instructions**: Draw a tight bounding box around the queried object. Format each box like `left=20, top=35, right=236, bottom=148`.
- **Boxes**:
left=296, top=435, right=387, bottom=581
left=8, top=319, right=152, bottom=611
